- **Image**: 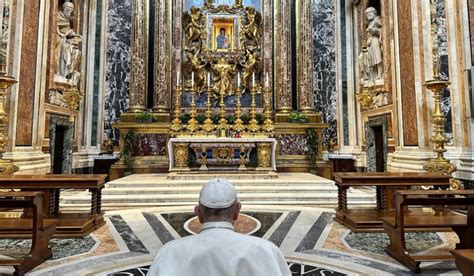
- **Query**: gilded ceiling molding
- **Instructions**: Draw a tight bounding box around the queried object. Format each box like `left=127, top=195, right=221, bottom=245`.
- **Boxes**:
left=129, top=0, right=147, bottom=113
left=153, top=0, right=171, bottom=113
left=274, top=0, right=292, bottom=113
left=297, top=0, right=315, bottom=113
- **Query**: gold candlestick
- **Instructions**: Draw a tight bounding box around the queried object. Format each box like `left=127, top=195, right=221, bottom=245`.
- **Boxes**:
left=423, top=79, right=458, bottom=189
left=262, top=86, right=274, bottom=133
left=0, top=73, right=18, bottom=175
left=247, top=84, right=260, bottom=132
left=202, top=88, right=215, bottom=133
left=233, top=87, right=245, bottom=132
left=217, top=90, right=228, bottom=132
left=170, top=85, right=183, bottom=133
left=186, top=84, right=199, bottom=132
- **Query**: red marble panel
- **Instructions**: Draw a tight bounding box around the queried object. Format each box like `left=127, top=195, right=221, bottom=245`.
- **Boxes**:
left=15, top=1, right=40, bottom=146
left=397, top=0, right=418, bottom=146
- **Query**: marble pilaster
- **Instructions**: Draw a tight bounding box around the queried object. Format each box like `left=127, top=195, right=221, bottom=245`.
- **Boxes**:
left=128, top=0, right=147, bottom=113
left=397, top=0, right=418, bottom=146
left=104, top=0, right=131, bottom=141
left=153, top=0, right=171, bottom=113
left=297, top=0, right=315, bottom=113
left=312, top=0, right=337, bottom=144
left=274, top=0, right=292, bottom=113
left=470, top=0, right=474, bottom=64
left=173, top=0, right=183, bottom=89
left=262, top=0, right=272, bottom=92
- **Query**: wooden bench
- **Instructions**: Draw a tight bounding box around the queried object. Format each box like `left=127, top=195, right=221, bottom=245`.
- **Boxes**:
left=381, top=190, right=474, bottom=273
left=0, top=174, right=107, bottom=237
left=333, top=172, right=451, bottom=232
left=451, top=249, right=474, bottom=276
left=0, top=191, right=56, bottom=276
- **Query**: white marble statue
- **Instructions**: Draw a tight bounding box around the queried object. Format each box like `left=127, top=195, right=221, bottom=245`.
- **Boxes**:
left=364, top=7, right=383, bottom=81
left=55, top=1, right=82, bottom=85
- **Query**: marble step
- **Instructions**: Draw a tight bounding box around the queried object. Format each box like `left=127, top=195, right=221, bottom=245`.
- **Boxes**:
left=101, top=185, right=338, bottom=195
left=63, top=191, right=373, bottom=205
left=61, top=200, right=376, bottom=211
left=106, top=179, right=335, bottom=188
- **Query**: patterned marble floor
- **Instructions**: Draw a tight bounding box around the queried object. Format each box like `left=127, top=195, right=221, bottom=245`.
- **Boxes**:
left=0, top=206, right=462, bottom=276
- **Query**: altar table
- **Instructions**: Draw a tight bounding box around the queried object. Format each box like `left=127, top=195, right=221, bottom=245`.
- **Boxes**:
left=168, top=137, right=277, bottom=171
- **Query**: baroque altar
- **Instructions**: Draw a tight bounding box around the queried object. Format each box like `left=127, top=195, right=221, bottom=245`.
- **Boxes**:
left=168, top=137, right=277, bottom=172
left=110, top=0, right=329, bottom=179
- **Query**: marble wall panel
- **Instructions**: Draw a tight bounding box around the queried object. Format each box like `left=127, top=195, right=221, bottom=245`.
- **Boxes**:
left=436, top=0, right=453, bottom=144
left=104, top=0, right=131, bottom=142
left=312, top=0, right=337, bottom=145
left=131, top=134, right=167, bottom=156
left=279, top=134, right=307, bottom=155
left=396, top=0, right=418, bottom=146
left=16, top=0, right=41, bottom=146
left=91, top=0, right=103, bottom=146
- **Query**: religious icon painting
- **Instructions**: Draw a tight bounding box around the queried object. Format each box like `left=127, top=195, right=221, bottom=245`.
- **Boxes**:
left=208, top=15, right=239, bottom=52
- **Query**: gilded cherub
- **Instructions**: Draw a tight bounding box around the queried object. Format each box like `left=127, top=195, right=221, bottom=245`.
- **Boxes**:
left=204, top=0, right=215, bottom=8
left=233, top=0, right=243, bottom=8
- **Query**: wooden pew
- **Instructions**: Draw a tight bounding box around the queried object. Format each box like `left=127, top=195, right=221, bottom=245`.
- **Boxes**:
left=0, top=191, right=56, bottom=276
left=381, top=190, right=474, bottom=273
left=333, top=172, right=451, bottom=232
left=451, top=249, right=474, bottom=276
left=0, top=174, right=107, bottom=237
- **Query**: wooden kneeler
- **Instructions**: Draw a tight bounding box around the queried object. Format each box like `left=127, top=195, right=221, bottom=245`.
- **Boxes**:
left=0, top=191, right=57, bottom=276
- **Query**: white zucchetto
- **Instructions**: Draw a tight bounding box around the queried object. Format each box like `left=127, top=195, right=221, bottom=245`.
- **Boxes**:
left=199, top=178, right=237, bottom=208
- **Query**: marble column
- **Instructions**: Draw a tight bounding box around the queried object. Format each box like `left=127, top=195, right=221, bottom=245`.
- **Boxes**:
left=274, top=0, right=292, bottom=113
left=297, top=0, right=315, bottom=113
left=262, top=0, right=273, bottom=97
left=128, top=0, right=147, bottom=113
left=173, top=0, right=183, bottom=90
left=153, top=0, right=170, bottom=113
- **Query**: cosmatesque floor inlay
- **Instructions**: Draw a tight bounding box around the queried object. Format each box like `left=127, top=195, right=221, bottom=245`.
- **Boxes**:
left=0, top=206, right=462, bottom=275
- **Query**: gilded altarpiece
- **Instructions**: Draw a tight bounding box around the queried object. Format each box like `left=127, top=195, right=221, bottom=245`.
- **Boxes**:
left=111, top=0, right=327, bottom=179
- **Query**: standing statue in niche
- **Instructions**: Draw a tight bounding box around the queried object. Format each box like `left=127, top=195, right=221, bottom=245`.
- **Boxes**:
left=55, top=1, right=82, bottom=85
left=364, top=7, right=383, bottom=81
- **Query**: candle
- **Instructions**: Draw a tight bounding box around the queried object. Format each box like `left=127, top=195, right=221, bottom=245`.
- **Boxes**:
left=207, top=71, right=211, bottom=88
left=252, top=72, right=255, bottom=87
left=177, top=72, right=180, bottom=87
left=237, top=72, right=241, bottom=88
left=265, top=72, right=269, bottom=87
left=191, top=71, right=194, bottom=87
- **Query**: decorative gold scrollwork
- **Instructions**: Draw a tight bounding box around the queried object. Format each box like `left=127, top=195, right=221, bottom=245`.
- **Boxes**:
left=174, top=143, right=189, bottom=169
left=257, top=143, right=271, bottom=169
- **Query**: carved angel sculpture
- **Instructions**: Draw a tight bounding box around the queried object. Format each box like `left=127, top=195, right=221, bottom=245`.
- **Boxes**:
left=241, top=52, right=258, bottom=89
left=240, top=7, right=261, bottom=48
left=186, top=51, right=207, bottom=91
left=185, top=7, right=204, bottom=46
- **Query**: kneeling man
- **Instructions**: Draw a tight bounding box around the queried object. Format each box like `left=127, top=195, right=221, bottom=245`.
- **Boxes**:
left=148, top=178, right=291, bottom=276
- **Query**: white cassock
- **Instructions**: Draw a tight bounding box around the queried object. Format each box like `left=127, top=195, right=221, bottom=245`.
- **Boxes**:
left=147, top=221, right=291, bottom=276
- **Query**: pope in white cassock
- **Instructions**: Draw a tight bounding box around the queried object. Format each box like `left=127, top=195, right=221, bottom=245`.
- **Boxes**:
left=147, top=178, right=291, bottom=276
